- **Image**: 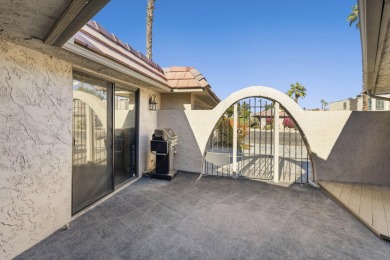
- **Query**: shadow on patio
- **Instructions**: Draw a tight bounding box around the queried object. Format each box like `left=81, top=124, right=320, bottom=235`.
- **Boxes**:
left=17, top=172, right=390, bottom=259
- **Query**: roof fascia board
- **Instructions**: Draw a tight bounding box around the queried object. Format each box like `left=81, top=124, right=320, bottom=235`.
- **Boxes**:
left=171, top=88, right=204, bottom=93
left=359, top=0, right=384, bottom=93
left=77, top=30, right=165, bottom=82
left=80, top=26, right=164, bottom=78
left=45, top=0, right=110, bottom=46
left=72, top=66, right=140, bottom=91
left=372, top=1, right=390, bottom=94
left=205, top=87, right=221, bottom=104
left=63, top=40, right=171, bottom=92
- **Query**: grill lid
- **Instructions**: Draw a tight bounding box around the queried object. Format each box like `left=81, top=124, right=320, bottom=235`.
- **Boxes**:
left=154, top=128, right=178, bottom=141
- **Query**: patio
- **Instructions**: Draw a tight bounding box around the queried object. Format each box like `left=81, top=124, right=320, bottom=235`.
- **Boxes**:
left=320, top=181, right=390, bottom=240
left=17, top=172, right=390, bottom=259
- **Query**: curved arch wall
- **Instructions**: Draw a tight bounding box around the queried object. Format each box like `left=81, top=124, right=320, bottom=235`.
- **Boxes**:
left=158, top=86, right=390, bottom=185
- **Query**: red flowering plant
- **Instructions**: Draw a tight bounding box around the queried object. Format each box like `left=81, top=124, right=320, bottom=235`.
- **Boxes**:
left=283, top=117, right=295, bottom=129
left=266, top=117, right=273, bottom=125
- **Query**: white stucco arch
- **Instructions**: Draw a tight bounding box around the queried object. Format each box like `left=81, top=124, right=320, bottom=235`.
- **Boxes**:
left=190, top=86, right=309, bottom=156
left=73, top=91, right=107, bottom=131
left=196, top=86, right=315, bottom=180
left=163, top=86, right=353, bottom=181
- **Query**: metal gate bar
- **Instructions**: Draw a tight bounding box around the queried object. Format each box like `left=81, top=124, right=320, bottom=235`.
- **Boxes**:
left=203, top=98, right=311, bottom=184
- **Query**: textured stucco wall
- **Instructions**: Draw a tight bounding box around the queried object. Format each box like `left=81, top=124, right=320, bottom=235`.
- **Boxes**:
left=139, top=89, right=160, bottom=173
left=0, top=39, right=73, bottom=259
left=313, top=111, right=390, bottom=185
left=157, top=86, right=390, bottom=185
left=160, top=93, right=191, bottom=110
left=157, top=110, right=202, bottom=173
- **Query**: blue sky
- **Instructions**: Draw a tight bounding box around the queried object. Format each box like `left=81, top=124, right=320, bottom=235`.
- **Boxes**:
left=94, top=0, right=361, bottom=109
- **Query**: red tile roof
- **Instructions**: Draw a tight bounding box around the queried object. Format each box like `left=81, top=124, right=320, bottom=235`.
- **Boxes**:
left=72, top=21, right=220, bottom=103
left=163, top=66, right=210, bottom=89
left=253, top=110, right=289, bottom=118
left=74, top=20, right=167, bottom=84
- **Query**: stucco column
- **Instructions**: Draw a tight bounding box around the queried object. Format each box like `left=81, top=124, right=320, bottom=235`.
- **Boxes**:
left=273, top=102, right=280, bottom=183
left=371, top=98, right=376, bottom=111
left=232, top=103, right=238, bottom=177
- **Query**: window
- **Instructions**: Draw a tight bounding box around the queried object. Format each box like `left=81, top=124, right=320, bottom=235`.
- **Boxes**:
left=376, top=99, right=384, bottom=110
left=368, top=98, right=372, bottom=110
left=343, top=102, right=347, bottom=110
left=72, top=73, right=113, bottom=214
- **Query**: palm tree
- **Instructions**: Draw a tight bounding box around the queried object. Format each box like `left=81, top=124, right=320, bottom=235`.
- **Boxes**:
left=347, top=4, right=359, bottom=28
left=287, top=82, right=307, bottom=103
left=320, top=99, right=328, bottom=110
left=146, top=0, right=156, bottom=60
left=347, top=4, right=368, bottom=110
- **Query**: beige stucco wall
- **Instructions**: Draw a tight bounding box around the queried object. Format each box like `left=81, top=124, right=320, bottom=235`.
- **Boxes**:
left=159, top=86, right=390, bottom=185
left=312, top=111, right=390, bottom=185
left=329, top=100, right=349, bottom=111
left=139, top=89, right=160, bottom=173
left=160, top=93, right=191, bottom=110
left=157, top=110, right=202, bottom=173
left=330, top=96, right=390, bottom=111
left=0, top=39, right=73, bottom=259
left=0, top=39, right=162, bottom=258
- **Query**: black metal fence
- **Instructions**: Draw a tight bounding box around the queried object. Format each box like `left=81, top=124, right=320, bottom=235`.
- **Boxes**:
left=202, top=97, right=311, bottom=184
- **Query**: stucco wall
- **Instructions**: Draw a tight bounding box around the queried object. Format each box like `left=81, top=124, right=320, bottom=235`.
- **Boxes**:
left=157, top=110, right=202, bottom=173
left=312, top=111, right=390, bottom=185
left=157, top=87, right=390, bottom=186
left=0, top=39, right=73, bottom=259
left=329, top=100, right=349, bottom=111
left=160, top=93, right=191, bottom=110
left=139, top=89, right=160, bottom=173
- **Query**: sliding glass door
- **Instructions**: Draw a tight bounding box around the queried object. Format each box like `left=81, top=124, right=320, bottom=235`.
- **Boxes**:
left=114, top=87, right=137, bottom=187
left=72, top=74, right=113, bottom=214
left=72, top=72, right=138, bottom=214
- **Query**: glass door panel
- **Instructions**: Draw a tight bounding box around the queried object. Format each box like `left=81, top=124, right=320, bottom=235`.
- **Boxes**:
left=72, top=75, right=113, bottom=214
left=114, top=87, right=137, bottom=186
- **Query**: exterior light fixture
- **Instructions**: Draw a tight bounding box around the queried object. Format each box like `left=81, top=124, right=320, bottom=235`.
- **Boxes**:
left=149, top=94, right=157, bottom=110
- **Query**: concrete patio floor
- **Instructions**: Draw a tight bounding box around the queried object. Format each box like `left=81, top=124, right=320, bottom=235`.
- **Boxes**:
left=17, top=172, right=390, bottom=259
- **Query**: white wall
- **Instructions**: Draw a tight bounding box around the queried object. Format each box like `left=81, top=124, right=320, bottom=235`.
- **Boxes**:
left=0, top=39, right=73, bottom=259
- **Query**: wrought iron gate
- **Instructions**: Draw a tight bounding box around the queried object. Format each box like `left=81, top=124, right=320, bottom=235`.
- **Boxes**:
left=202, top=97, right=311, bottom=184
left=72, top=99, right=107, bottom=166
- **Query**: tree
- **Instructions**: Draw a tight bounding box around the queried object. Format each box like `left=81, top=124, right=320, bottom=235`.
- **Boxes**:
left=320, top=99, right=328, bottom=110
left=287, top=82, right=307, bottom=103
left=146, top=0, right=156, bottom=60
left=347, top=4, right=359, bottom=29
left=239, top=101, right=251, bottom=120
left=347, top=4, right=368, bottom=110
left=225, top=105, right=234, bottom=118
left=264, top=102, right=274, bottom=111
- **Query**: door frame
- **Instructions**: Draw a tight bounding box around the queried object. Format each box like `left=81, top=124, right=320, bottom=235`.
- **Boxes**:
left=71, top=71, right=139, bottom=215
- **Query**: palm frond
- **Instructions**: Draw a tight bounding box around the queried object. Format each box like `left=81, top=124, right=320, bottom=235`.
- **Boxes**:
left=347, top=4, right=359, bottom=29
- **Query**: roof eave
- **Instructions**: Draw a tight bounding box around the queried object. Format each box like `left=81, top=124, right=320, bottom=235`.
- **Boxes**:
left=63, top=39, right=171, bottom=92
left=359, top=0, right=384, bottom=94
left=171, top=88, right=204, bottom=93
left=45, top=0, right=110, bottom=46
